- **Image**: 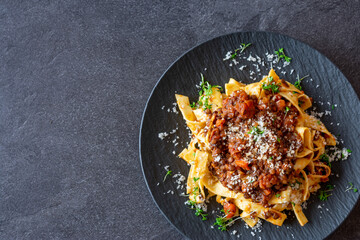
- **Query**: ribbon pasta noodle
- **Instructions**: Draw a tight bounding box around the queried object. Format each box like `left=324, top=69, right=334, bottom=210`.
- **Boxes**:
left=176, top=69, right=335, bottom=228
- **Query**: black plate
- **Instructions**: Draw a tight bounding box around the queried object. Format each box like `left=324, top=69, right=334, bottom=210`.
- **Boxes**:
left=139, top=32, right=360, bottom=240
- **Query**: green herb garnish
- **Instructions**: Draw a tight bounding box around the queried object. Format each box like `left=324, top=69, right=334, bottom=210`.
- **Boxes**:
left=262, top=76, right=280, bottom=94
left=163, top=170, right=172, bottom=182
left=240, top=43, right=252, bottom=53
left=214, top=217, right=229, bottom=231
left=346, top=182, right=358, bottom=193
left=186, top=186, right=208, bottom=220
left=319, top=184, right=334, bottom=201
left=275, top=194, right=281, bottom=198
left=317, top=120, right=321, bottom=125
left=294, top=75, right=309, bottom=91
left=285, top=106, right=290, bottom=116
left=195, top=208, right=208, bottom=220
left=275, top=48, right=292, bottom=62
left=229, top=43, right=252, bottom=60
left=248, top=126, right=264, bottom=135
left=192, top=73, right=222, bottom=110
left=320, top=154, right=331, bottom=168
left=213, top=216, right=242, bottom=231
left=193, top=177, right=200, bottom=182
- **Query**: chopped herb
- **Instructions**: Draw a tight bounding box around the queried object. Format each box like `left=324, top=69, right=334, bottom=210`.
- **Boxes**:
left=192, top=73, right=222, bottom=110
left=291, top=202, right=295, bottom=206
left=213, top=216, right=242, bottom=231
left=317, top=120, right=321, bottom=125
left=320, top=154, right=331, bottom=168
left=293, top=91, right=298, bottom=94
left=275, top=194, right=281, bottom=198
left=346, top=149, right=352, bottom=153
left=277, top=137, right=281, bottom=143
left=346, top=182, right=358, bottom=193
left=193, top=186, right=199, bottom=195
left=269, top=156, right=273, bottom=160
left=294, top=74, right=309, bottom=91
left=195, top=207, right=208, bottom=220
left=193, top=177, right=200, bottom=182
left=186, top=186, right=208, bottom=220
left=284, top=106, right=290, bottom=116
left=240, top=42, right=252, bottom=53
left=319, top=184, right=334, bottom=201
left=262, top=76, right=280, bottom=94
left=163, top=170, right=172, bottom=182
left=193, top=152, right=196, bottom=157
left=213, top=217, right=229, bottom=231
left=275, top=48, right=292, bottom=62
left=331, top=105, right=335, bottom=110
left=228, top=43, right=252, bottom=60
left=248, top=126, right=264, bottom=135
left=230, top=49, right=239, bottom=59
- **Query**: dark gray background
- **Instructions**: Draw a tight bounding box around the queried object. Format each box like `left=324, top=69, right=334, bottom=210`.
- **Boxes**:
left=0, top=0, right=358, bottom=239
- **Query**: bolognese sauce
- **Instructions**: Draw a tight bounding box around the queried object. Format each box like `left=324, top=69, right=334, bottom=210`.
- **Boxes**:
left=207, top=89, right=303, bottom=207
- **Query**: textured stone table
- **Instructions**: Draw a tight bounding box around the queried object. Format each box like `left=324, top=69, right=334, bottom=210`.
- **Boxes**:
left=0, top=1, right=359, bottom=239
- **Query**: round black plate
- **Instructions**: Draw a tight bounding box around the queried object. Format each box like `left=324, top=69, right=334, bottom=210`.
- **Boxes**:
left=139, top=31, right=360, bottom=240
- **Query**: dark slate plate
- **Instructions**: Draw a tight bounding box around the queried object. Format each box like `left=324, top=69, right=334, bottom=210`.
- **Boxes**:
left=139, top=31, right=360, bottom=240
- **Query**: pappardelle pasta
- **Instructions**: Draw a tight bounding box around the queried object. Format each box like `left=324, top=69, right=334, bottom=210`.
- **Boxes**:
left=176, top=69, right=336, bottom=228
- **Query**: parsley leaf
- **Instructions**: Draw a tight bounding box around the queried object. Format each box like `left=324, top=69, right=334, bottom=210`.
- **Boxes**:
left=262, top=76, right=280, bottom=94
left=193, top=177, right=200, bottom=182
left=284, top=106, right=290, bottom=116
left=294, top=74, right=309, bottom=91
left=192, top=73, right=222, bottom=110
left=228, top=43, right=252, bottom=60
left=195, top=208, right=208, bottom=220
left=320, top=154, right=331, bottom=168
left=275, top=48, right=292, bottom=62
left=319, top=184, right=334, bottom=201
left=185, top=186, right=208, bottom=220
left=230, top=49, right=239, bottom=59
left=163, top=170, right=172, bottom=182
left=213, top=216, right=242, bottom=231
left=214, top=217, right=229, bottom=231
left=346, top=182, right=358, bottom=193
left=275, top=194, right=281, bottom=198
left=248, top=126, right=264, bottom=135
left=240, top=42, right=252, bottom=53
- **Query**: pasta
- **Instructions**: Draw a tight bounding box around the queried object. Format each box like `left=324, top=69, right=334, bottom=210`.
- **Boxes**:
left=176, top=69, right=336, bottom=228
